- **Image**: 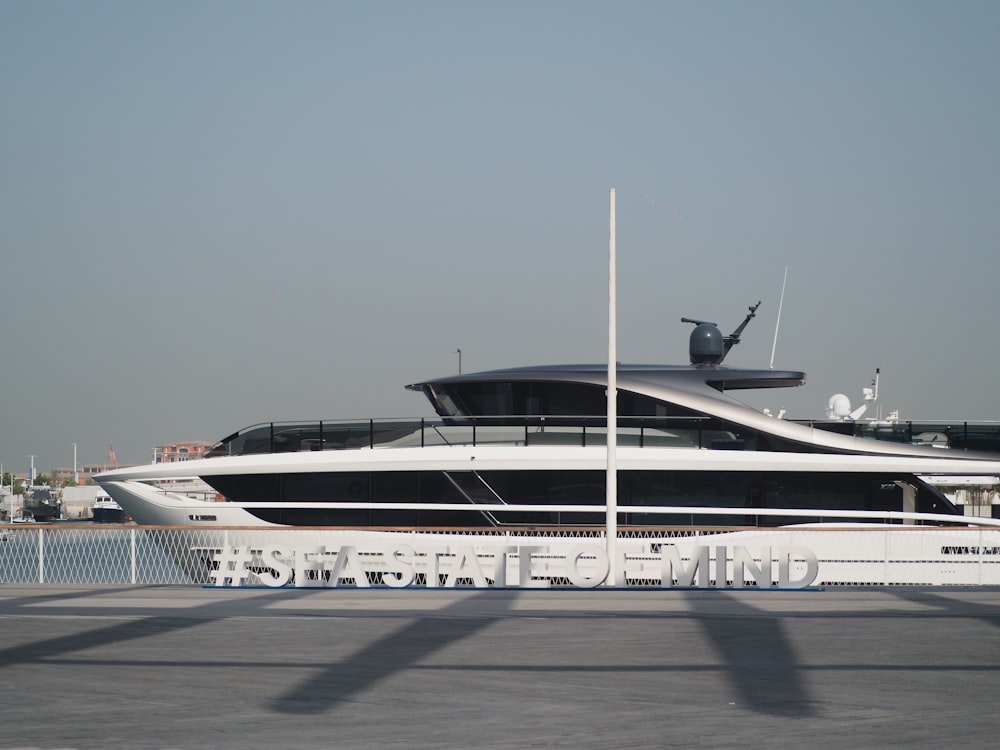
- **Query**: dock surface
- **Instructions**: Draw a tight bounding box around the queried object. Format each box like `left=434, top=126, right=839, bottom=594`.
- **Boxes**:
left=1, top=584, right=999, bottom=749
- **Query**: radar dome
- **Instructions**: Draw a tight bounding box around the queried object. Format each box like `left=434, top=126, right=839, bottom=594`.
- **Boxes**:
left=689, top=323, right=724, bottom=365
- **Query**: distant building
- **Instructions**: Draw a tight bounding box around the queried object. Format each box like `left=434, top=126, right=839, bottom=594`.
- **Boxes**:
left=63, top=485, right=105, bottom=519
left=51, top=464, right=116, bottom=484
left=154, top=440, right=214, bottom=464
left=46, top=441, right=215, bottom=484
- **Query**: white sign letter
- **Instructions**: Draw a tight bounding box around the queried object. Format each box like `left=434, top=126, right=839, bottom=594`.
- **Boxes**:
left=518, top=546, right=551, bottom=589
left=778, top=545, right=819, bottom=589
left=382, top=544, right=415, bottom=588
left=294, top=546, right=327, bottom=588
left=444, top=545, right=489, bottom=588
left=661, top=545, right=710, bottom=587
left=328, top=545, right=370, bottom=588
left=258, top=544, right=293, bottom=587
left=733, top=546, right=772, bottom=588
left=565, top=544, right=609, bottom=588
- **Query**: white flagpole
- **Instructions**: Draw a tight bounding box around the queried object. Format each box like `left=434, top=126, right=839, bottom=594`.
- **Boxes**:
left=606, top=188, right=618, bottom=584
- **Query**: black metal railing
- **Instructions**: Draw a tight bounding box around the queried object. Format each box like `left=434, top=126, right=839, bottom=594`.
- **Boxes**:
left=203, top=415, right=724, bottom=457
left=202, top=415, right=1000, bottom=458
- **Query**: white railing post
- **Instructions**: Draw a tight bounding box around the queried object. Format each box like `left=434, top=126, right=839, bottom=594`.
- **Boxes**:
left=130, top=527, right=137, bottom=585
left=38, top=527, right=44, bottom=584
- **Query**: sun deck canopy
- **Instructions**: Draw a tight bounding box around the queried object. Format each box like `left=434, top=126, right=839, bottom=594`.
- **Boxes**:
left=407, top=364, right=807, bottom=419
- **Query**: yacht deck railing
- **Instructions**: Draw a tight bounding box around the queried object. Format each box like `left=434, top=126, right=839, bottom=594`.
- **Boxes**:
left=201, top=416, right=1000, bottom=458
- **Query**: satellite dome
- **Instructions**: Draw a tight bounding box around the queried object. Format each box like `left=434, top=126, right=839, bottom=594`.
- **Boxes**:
left=826, top=394, right=852, bottom=419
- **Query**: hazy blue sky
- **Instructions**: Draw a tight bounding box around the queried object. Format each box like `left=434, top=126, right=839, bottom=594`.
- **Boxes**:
left=2, top=1, right=998, bottom=471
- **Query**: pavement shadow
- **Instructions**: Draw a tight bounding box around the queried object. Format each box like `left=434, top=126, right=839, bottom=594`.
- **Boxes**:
left=888, top=588, right=1000, bottom=631
left=270, top=589, right=516, bottom=715
left=0, top=586, right=283, bottom=668
left=683, top=590, right=817, bottom=717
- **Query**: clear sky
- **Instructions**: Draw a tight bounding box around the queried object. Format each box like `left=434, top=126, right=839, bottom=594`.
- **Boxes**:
left=1, top=1, right=998, bottom=471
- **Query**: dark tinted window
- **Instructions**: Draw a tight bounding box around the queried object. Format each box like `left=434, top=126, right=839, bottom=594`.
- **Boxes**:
left=442, top=381, right=706, bottom=418
left=217, top=469, right=960, bottom=528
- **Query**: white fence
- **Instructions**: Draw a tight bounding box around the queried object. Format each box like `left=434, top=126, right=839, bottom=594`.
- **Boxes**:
left=3, top=525, right=1000, bottom=588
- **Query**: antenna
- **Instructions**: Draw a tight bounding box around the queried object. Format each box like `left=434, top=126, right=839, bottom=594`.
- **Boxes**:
left=870, top=368, right=881, bottom=421
left=769, top=266, right=788, bottom=369
left=723, top=301, right=760, bottom=354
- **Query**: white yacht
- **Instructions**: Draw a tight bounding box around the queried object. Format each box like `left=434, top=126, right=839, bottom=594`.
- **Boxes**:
left=96, top=307, right=1000, bottom=532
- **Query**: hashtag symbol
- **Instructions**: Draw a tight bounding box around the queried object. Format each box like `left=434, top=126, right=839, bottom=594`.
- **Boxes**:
left=210, top=545, right=254, bottom=587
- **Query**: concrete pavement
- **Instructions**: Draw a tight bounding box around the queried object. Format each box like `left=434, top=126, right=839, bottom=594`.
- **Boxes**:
left=1, top=584, right=999, bottom=749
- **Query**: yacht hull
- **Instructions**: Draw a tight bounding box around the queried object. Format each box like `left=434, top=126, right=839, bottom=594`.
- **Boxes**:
left=101, top=479, right=1000, bottom=588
